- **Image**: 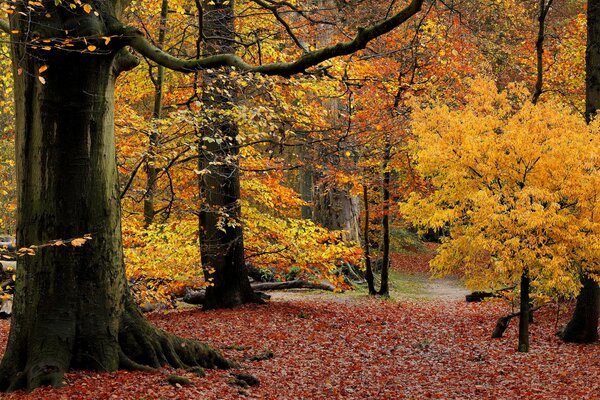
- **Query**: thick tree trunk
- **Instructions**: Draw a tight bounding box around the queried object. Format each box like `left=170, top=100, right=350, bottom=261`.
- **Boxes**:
left=198, top=0, right=259, bottom=309
left=518, top=270, right=530, bottom=352
left=0, top=11, right=228, bottom=392
left=559, top=276, right=599, bottom=342
left=313, top=184, right=361, bottom=242
left=362, top=185, right=376, bottom=295
left=560, top=0, right=600, bottom=342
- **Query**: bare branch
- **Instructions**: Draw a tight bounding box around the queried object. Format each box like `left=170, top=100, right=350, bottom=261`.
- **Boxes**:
left=126, top=0, right=424, bottom=77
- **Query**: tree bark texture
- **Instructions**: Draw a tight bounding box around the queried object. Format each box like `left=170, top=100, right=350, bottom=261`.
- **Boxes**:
left=0, top=4, right=228, bottom=392
left=378, top=137, right=392, bottom=296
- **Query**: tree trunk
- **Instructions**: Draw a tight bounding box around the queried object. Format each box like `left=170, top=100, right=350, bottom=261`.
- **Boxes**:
left=378, top=137, right=392, bottom=296
left=144, top=0, right=168, bottom=228
left=559, top=276, right=600, bottom=342
left=0, top=10, right=228, bottom=392
left=363, top=185, right=376, bottom=295
left=560, top=0, right=600, bottom=342
left=518, top=270, right=530, bottom=352
left=313, top=184, right=361, bottom=243
left=300, top=169, right=313, bottom=220
left=198, top=0, right=259, bottom=309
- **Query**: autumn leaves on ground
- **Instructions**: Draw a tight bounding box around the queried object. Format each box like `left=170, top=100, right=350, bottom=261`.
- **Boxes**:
left=1, top=255, right=597, bottom=400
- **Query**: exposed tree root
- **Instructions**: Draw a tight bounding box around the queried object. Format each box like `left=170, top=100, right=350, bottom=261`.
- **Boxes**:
left=118, top=297, right=232, bottom=371
left=0, top=296, right=231, bottom=393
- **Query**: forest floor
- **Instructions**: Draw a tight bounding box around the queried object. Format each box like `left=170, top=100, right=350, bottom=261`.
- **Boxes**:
left=1, top=250, right=599, bottom=399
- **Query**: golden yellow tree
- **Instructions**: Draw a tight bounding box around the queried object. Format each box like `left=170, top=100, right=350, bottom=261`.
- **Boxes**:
left=401, top=78, right=600, bottom=351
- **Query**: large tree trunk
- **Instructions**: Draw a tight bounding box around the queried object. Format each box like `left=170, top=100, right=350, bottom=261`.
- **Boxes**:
left=560, top=0, right=600, bottom=342
left=313, top=184, right=361, bottom=242
left=198, top=0, right=259, bottom=309
left=0, top=8, right=228, bottom=392
left=559, top=276, right=599, bottom=342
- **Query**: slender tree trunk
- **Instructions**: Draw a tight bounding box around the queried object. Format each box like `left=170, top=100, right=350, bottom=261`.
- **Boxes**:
left=363, top=185, right=376, bottom=295
left=198, top=0, right=259, bottom=309
left=378, top=136, right=391, bottom=296
left=518, top=269, right=530, bottom=352
left=560, top=0, right=600, bottom=342
left=144, top=0, right=168, bottom=228
left=0, top=8, right=228, bottom=393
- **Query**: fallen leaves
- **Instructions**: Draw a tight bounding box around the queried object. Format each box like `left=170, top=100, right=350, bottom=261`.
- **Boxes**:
left=0, top=293, right=598, bottom=399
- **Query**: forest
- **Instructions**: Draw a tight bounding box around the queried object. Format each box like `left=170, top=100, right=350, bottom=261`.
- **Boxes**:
left=0, top=0, right=599, bottom=398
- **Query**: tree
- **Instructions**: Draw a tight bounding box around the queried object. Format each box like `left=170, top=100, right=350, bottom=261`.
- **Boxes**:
left=559, top=0, right=600, bottom=343
left=0, top=0, right=424, bottom=391
left=401, top=78, right=600, bottom=352
left=197, top=0, right=259, bottom=309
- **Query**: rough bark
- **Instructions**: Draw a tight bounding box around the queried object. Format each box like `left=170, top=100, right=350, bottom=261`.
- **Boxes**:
left=198, top=0, right=260, bottom=309
left=0, top=5, right=229, bottom=392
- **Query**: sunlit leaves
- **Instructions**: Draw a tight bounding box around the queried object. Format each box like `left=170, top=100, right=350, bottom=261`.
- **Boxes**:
left=401, top=78, right=600, bottom=298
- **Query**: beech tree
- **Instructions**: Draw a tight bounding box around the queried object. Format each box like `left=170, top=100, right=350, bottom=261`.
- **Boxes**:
left=0, top=0, right=424, bottom=392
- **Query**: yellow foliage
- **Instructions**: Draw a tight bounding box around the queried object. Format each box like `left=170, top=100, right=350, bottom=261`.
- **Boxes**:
left=401, top=78, right=600, bottom=297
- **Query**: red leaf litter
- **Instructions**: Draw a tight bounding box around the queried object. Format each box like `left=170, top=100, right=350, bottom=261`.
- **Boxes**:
left=1, top=293, right=599, bottom=399
left=391, top=243, right=438, bottom=274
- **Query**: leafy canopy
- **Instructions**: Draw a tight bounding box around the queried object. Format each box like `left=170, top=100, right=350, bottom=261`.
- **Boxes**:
left=401, top=78, right=600, bottom=298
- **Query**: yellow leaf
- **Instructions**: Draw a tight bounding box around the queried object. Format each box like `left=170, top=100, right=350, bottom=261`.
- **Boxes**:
left=71, top=238, right=87, bottom=247
left=38, top=65, right=48, bottom=73
left=87, top=45, right=96, bottom=52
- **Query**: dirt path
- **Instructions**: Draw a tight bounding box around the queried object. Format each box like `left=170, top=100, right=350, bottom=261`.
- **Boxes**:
left=268, top=273, right=469, bottom=303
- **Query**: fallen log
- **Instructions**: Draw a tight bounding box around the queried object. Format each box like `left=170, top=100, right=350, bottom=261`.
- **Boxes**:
left=251, top=280, right=335, bottom=292
left=181, top=280, right=335, bottom=305
left=491, top=304, right=544, bottom=338
left=466, top=285, right=516, bottom=302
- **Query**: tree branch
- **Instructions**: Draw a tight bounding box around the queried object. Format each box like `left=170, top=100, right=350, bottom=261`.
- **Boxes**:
left=126, top=0, right=424, bottom=77
left=0, top=20, right=9, bottom=34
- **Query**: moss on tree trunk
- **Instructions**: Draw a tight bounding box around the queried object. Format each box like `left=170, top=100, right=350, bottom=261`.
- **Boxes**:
left=0, top=13, right=229, bottom=392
